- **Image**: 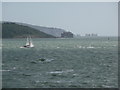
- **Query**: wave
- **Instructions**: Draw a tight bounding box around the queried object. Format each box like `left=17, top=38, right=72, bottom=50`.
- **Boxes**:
left=86, top=46, right=95, bottom=48
left=0, top=70, right=11, bottom=72
left=48, top=69, right=74, bottom=74
left=45, top=59, right=54, bottom=62
left=56, top=47, right=60, bottom=49
left=77, top=45, right=102, bottom=49
left=112, top=45, right=117, bottom=47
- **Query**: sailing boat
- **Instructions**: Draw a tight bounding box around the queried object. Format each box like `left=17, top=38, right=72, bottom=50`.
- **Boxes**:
left=20, top=36, right=34, bottom=48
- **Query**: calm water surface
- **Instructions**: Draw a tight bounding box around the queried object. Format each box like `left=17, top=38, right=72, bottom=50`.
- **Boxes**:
left=2, top=37, right=118, bottom=88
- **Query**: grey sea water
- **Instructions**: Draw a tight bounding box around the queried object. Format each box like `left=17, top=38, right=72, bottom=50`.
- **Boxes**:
left=2, top=37, right=118, bottom=88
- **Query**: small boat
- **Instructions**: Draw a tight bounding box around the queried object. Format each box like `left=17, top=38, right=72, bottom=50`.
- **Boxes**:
left=20, top=36, right=34, bottom=48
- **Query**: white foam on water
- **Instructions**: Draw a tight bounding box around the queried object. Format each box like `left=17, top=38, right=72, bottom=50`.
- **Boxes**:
left=73, top=74, right=78, bottom=76
left=77, top=45, right=85, bottom=49
left=57, top=47, right=60, bottom=48
left=0, top=70, right=11, bottom=72
left=46, top=59, right=54, bottom=62
left=35, top=80, right=40, bottom=83
left=13, top=67, right=16, bottom=70
left=56, top=81, right=61, bottom=83
left=77, top=45, right=102, bottom=49
left=112, top=45, right=117, bottom=47
left=78, top=46, right=82, bottom=48
left=102, top=85, right=113, bottom=88
left=48, top=69, right=74, bottom=74
left=20, top=47, right=24, bottom=48
left=49, top=71, right=63, bottom=74
left=65, top=69, right=74, bottom=73
left=86, top=46, right=95, bottom=48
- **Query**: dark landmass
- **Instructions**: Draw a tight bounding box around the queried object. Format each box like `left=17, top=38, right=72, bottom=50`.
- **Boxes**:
left=15, top=22, right=66, bottom=37
left=2, top=22, right=56, bottom=38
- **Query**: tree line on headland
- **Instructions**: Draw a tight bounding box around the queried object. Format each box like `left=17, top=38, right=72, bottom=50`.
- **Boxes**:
left=2, top=22, right=64, bottom=38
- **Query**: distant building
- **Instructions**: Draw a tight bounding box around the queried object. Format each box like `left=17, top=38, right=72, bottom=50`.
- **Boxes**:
left=85, top=33, right=98, bottom=37
left=75, top=34, right=81, bottom=38
left=91, top=33, right=98, bottom=36
left=85, top=34, right=91, bottom=37
left=61, top=32, right=74, bottom=38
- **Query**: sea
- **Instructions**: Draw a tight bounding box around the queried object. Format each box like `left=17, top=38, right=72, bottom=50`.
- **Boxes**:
left=2, top=37, right=118, bottom=88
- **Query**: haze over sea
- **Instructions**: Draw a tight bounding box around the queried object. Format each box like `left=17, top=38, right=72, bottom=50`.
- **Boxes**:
left=2, top=37, right=118, bottom=88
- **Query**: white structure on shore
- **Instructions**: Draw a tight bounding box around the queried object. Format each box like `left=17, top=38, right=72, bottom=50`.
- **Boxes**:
left=85, top=33, right=98, bottom=37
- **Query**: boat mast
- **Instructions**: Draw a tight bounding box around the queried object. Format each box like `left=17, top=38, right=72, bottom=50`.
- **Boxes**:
left=29, top=35, right=31, bottom=45
left=26, top=36, right=29, bottom=46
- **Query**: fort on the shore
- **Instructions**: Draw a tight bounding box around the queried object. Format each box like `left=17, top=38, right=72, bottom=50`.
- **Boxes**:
left=61, top=32, right=74, bottom=38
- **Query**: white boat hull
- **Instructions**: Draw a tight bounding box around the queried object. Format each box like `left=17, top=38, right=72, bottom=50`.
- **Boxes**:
left=20, top=46, right=34, bottom=48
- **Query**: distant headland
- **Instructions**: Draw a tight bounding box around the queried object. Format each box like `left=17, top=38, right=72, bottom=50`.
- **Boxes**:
left=2, top=21, right=74, bottom=38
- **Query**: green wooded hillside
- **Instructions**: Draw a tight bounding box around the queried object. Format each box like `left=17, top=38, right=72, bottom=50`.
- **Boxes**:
left=2, top=22, right=55, bottom=38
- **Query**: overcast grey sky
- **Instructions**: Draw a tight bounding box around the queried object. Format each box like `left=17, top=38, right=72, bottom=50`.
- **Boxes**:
left=2, top=2, right=118, bottom=36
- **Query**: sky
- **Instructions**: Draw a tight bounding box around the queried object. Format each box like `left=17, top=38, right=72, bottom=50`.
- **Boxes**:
left=2, top=2, right=118, bottom=36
